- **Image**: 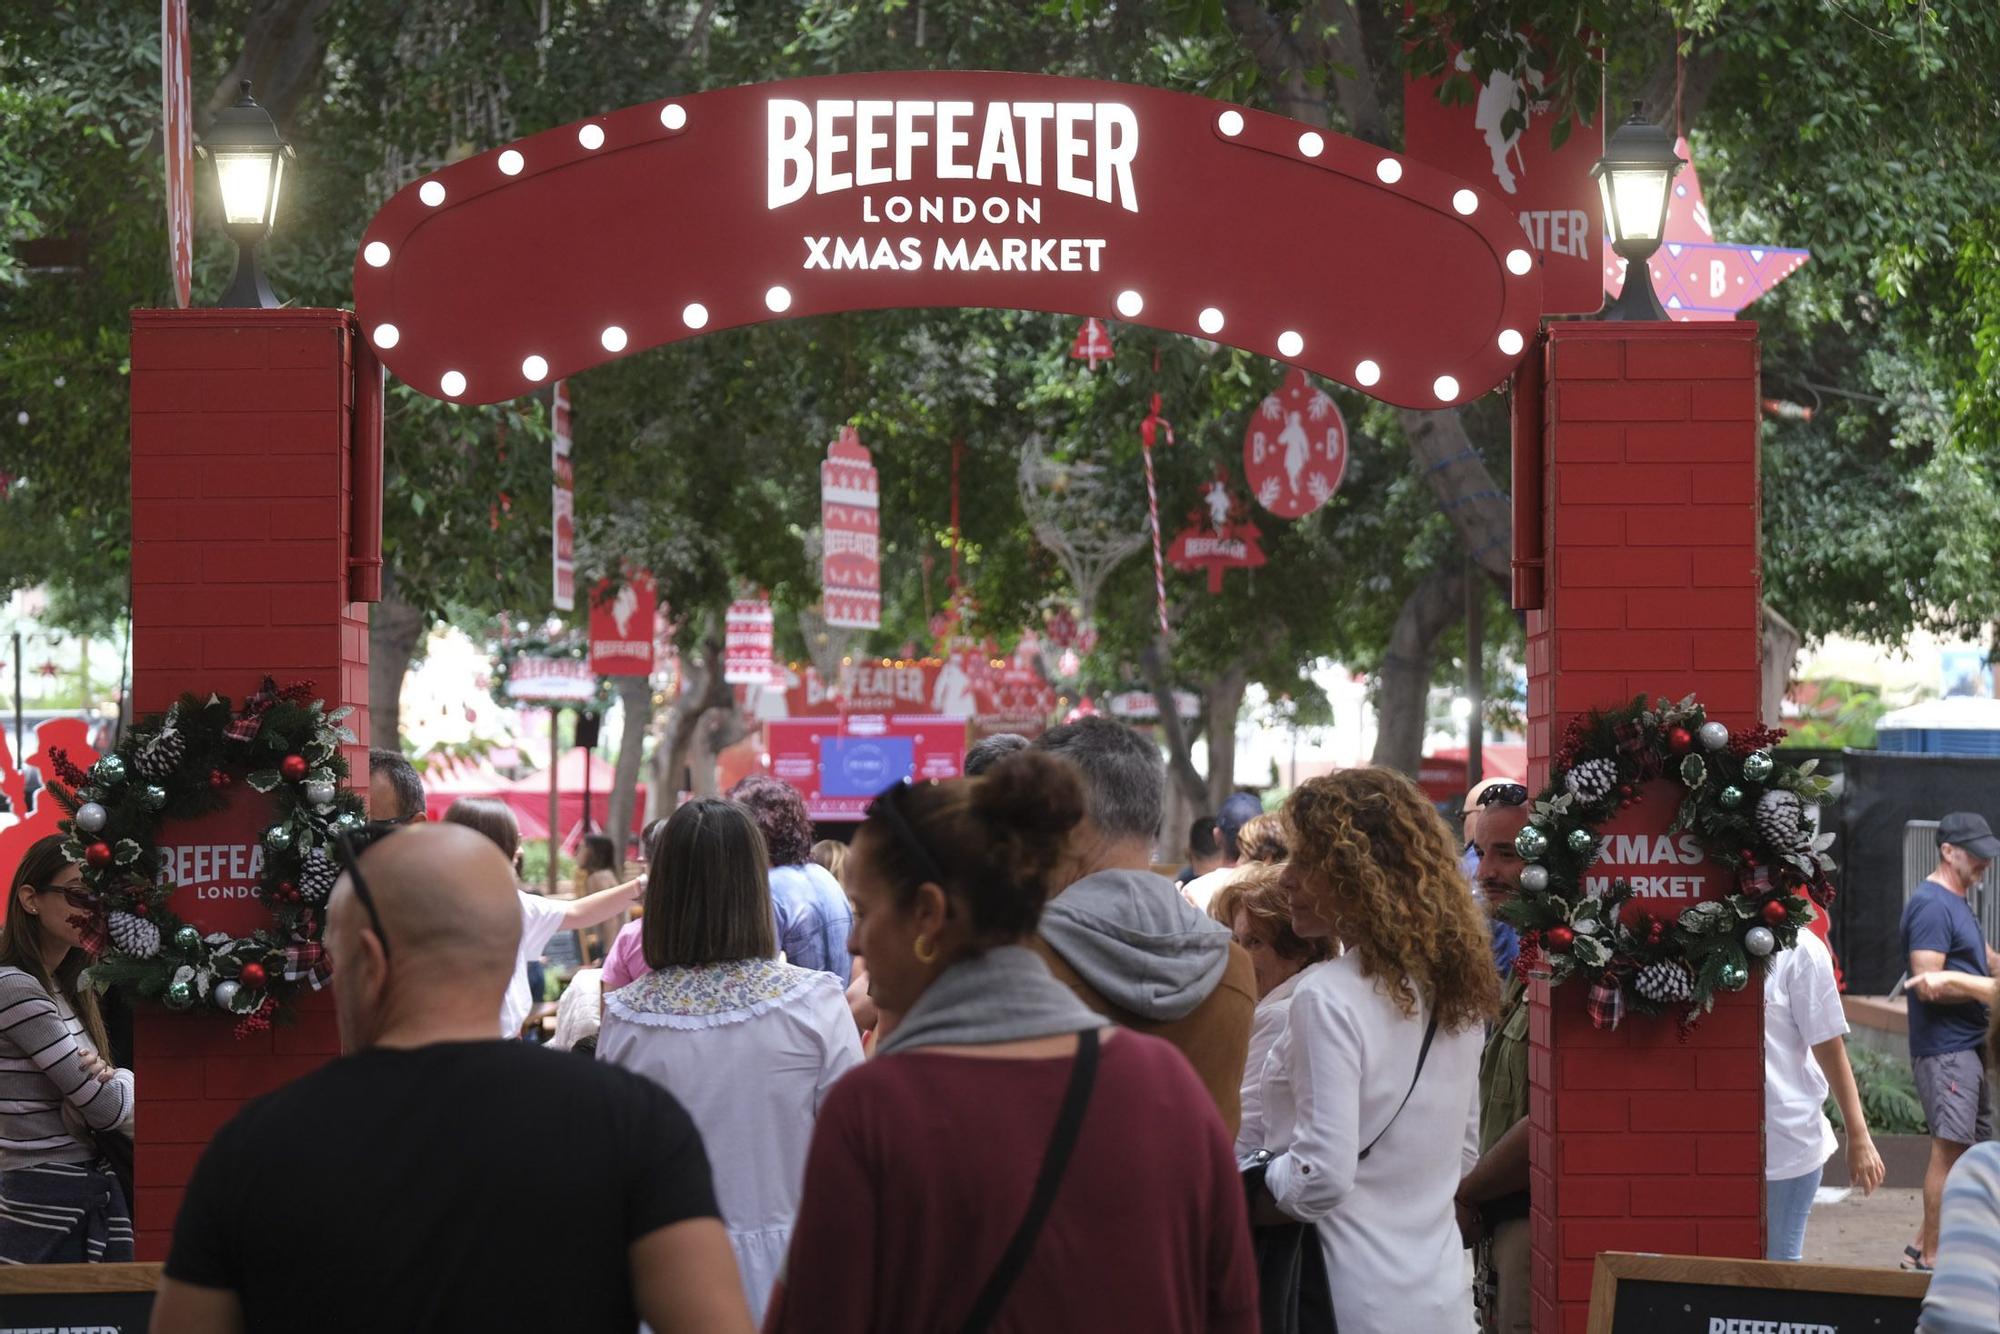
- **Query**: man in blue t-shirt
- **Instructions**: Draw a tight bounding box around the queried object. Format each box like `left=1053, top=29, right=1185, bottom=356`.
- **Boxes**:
left=1901, top=811, right=2000, bottom=1269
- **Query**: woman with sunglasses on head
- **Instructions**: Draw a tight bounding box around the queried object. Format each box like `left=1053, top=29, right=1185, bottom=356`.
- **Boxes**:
left=0, top=836, right=134, bottom=1262
left=768, top=753, right=1256, bottom=1334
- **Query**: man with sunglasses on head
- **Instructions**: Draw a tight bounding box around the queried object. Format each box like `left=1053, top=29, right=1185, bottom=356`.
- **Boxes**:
left=1454, top=781, right=1533, bottom=1334
left=150, top=822, right=755, bottom=1334
left=366, top=748, right=428, bottom=826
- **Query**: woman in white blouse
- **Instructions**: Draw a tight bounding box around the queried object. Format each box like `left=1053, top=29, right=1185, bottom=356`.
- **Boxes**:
left=1250, top=770, right=1501, bottom=1334
left=598, top=798, right=862, bottom=1322
left=1208, top=863, right=1331, bottom=1162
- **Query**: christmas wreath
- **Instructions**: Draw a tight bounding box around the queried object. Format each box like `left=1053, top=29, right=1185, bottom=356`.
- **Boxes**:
left=45, top=680, right=366, bottom=1036
left=1498, top=694, right=1835, bottom=1029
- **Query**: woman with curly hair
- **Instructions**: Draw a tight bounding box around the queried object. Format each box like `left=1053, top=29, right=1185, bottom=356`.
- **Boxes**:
left=1249, top=769, right=1500, bottom=1334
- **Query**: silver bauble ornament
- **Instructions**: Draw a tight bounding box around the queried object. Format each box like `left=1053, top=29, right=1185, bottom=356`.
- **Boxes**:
left=174, top=925, right=202, bottom=953
left=1698, top=720, right=1730, bottom=751
left=74, top=802, right=108, bottom=833
left=1719, top=785, right=1745, bottom=809
left=1514, top=825, right=1549, bottom=861
left=142, top=784, right=169, bottom=810
left=164, top=981, right=196, bottom=1011
left=1743, top=926, right=1776, bottom=957
left=1520, top=865, right=1550, bottom=893
left=1742, top=750, right=1775, bottom=782
left=1720, top=960, right=1750, bottom=991
left=1567, top=827, right=1597, bottom=855
left=264, top=825, right=293, bottom=852
left=210, top=979, right=241, bottom=1011
left=91, top=755, right=126, bottom=786
left=304, top=779, right=337, bottom=807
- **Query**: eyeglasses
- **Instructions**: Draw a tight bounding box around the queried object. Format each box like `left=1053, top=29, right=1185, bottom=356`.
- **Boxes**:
left=1476, top=783, right=1529, bottom=809
left=38, top=885, right=96, bottom=913
left=866, top=780, right=948, bottom=888
left=332, top=821, right=404, bottom=960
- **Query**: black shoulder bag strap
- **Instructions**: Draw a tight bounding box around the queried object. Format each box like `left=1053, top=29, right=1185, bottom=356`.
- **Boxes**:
left=958, top=1027, right=1101, bottom=1334
left=1358, top=1012, right=1440, bottom=1162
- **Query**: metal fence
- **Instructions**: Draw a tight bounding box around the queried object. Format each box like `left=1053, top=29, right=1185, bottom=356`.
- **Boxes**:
left=1900, top=820, right=2000, bottom=948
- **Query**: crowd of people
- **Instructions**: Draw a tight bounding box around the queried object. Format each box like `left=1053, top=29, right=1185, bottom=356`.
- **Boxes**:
left=0, top=723, right=1995, bottom=1329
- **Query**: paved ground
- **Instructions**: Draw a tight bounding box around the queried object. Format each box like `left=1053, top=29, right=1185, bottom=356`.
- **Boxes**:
left=1803, top=1186, right=1926, bottom=1269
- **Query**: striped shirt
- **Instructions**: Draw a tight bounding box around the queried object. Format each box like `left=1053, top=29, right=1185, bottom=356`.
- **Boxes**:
left=1923, top=1141, right=2000, bottom=1333
left=0, top=968, right=132, bottom=1169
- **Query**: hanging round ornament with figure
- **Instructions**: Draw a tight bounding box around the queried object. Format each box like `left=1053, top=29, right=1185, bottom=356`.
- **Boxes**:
left=1242, top=367, right=1348, bottom=520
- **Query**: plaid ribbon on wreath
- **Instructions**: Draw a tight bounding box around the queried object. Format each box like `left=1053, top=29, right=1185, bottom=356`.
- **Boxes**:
left=276, top=942, right=330, bottom=988
left=1613, top=719, right=1660, bottom=778
left=224, top=677, right=317, bottom=744
left=1739, top=863, right=1774, bottom=897
left=1586, top=974, right=1626, bottom=1031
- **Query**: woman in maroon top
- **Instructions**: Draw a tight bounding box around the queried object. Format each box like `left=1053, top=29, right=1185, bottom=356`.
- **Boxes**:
left=767, top=752, right=1256, bottom=1334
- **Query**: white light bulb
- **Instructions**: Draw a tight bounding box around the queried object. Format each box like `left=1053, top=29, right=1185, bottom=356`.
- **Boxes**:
left=579, top=124, right=605, bottom=150
left=1276, top=330, right=1303, bottom=358
left=1497, top=329, right=1525, bottom=356
left=660, top=104, right=687, bottom=130
left=521, top=355, right=548, bottom=381
left=1197, top=307, right=1225, bottom=334
left=371, top=324, right=399, bottom=349
left=1375, top=158, right=1403, bottom=184
left=498, top=149, right=524, bottom=176
left=765, top=286, right=792, bottom=313
left=1433, top=375, right=1460, bottom=402
left=362, top=241, right=390, bottom=268
left=1115, top=290, right=1143, bottom=318
left=1506, top=248, right=1534, bottom=276
left=1217, top=110, right=1244, bottom=137
left=1297, top=132, right=1324, bottom=157
left=1354, top=359, right=1381, bottom=387
left=440, top=370, right=466, bottom=397
left=600, top=326, right=628, bottom=352
left=1452, top=188, right=1479, bottom=215
left=682, top=303, right=709, bottom=329
left=418, top=180, right=446, bottom=207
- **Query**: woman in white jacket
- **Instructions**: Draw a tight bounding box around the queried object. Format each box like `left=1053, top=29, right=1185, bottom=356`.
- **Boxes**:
left=1250, top=769, right=1500, bottom=1334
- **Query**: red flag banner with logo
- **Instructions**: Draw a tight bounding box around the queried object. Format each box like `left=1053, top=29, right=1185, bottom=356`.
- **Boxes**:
left=1070, top=317, right=1114, bottom=370
left=725, top=599, right=776, bottom=685
left=821, top=427, right=881, bottom=629
left=1244, top=367, right=1347, bottom=519
left=551, top=381, right=575, bottom=611
left=162, top=0, right=193, bottom=308
left=589, top=572, right=657, bottom=677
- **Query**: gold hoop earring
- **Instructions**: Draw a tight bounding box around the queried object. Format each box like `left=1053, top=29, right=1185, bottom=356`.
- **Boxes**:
left=913, top=934, right=938, bottom=964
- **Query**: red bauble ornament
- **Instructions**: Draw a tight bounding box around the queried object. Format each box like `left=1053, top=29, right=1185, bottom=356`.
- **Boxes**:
left=1666, top=727, right=1694, bottom=754
left=1760, top=899, right=1789, bottom=927
left=133, top=901, right=149, bottom=917
left=276, top=881, right=297, bottom=902
left=208, top=769, right=230, bottom=790
left=238, top=962, right=268, bottom=990
left=1546, top=925, right=1576, bottom=950
left=84, top=842, right=113, bottom=869
left=1646, top=919, right=1666, bottom=943
left=280, top=754, right=308, bottom=782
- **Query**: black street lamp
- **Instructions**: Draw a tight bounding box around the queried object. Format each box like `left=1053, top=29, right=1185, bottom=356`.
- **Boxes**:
left=1592, top=102, right=1685, bottom=322
left=197, top=81, right=294, bottom=309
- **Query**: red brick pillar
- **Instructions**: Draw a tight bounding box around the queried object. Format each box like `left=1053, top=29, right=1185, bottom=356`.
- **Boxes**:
left=128, top=308, right=374, bottom=1259
left=1523, top=323, right=1765, bottom=1334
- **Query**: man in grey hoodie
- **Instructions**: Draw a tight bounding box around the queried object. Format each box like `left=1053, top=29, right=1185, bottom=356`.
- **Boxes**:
left=1030, top=717, right=1257, bottom=1134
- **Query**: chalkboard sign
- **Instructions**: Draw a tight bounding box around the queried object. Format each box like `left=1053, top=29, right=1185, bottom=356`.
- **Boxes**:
left=541, top=928, right=585, bottom=972
left=1589, top=1253, right=1928, bottom=1334
left=0, top=1261, right=157, bottom=1332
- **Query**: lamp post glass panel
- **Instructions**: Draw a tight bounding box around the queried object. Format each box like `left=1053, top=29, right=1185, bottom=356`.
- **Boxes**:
left=1592, top=101, right=1685, bottom=322
left=199, top=81, right=294, bottom=309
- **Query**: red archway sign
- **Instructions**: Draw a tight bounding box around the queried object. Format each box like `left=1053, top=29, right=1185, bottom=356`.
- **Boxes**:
left=354, top=73, right=1540, bottom=411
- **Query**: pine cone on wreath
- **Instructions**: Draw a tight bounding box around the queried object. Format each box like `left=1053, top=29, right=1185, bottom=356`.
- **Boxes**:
left=1564, top=758, right=1618, bottom=804
left=1635, top=960, right=1694, bottom=1004
left=299, top=848, right=337, bottom=903
left=1754, top=789, right=1809, bottom=851
left=135, top=717, right=186, bottom=779
left=108, top=911, right=162, bottom=960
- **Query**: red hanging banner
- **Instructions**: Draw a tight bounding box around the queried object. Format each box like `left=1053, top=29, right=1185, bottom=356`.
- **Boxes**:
left=1244, top=367, right=1347, bottom=518
left=820, top=426, right=881, bottom=629
left=162, top=0, right=194, bottom=309
left=1070, top=317, right=1114, bottom=370
left=724, top=598, right=776, bottom=685
left=551, top=381, right=575, bottom=612
left=1168, top=470, right=1267, bottom=594
left=588, top=572, right=657, bottom=677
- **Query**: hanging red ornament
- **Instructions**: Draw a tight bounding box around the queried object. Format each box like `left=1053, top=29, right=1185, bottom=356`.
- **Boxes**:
left=1068, top=316, right=1113, bottom=370
left=1242, top=367, right=1349, bottom=519
left=1666, top=727, right=1694, bottom=754
left=238, top=961, right=268, bottom=990
left=280, top=754, right=308, bottom=782
left=1546, top=925, right=1576, bottom=951
left=1760, top=899, right=1789, bottom=927
left=84, top=842, right=113, bottom=869
left=1167, top=469, right=1268, bottom=594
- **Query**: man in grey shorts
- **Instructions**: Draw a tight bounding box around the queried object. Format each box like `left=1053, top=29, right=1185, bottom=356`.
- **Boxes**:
left=1902, top=811, right=2000, bottom=1268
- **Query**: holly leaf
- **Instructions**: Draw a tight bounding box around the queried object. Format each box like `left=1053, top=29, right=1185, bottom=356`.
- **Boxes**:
left=113, top=839, right=141, bottom=866
left=1795, top=759, right=1820, bottom=777
left=336, top=726, right=359, bottom=745
left=303, top=740, right=332, bottom=764
left=1680, top=754, right=1707, bottom=788
left=327, top=705, right=354, bottom=724
left=246, top=769, right=282, bottom=794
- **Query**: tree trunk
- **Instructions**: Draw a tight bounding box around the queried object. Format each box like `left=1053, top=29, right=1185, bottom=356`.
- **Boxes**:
left=1205, top=662, right=1250, bottom=808
left=1370, top=565, right=1467, bottom=775
left=367, top=566, right=426, bottom=751
left=210, top=0, right=335, bottom=131
left=1141, top=637, right=1212, bottom=813
left=647, top=624, right=731, bottom=819
left=1760, top=603, right=1802, bottom=728
left=607, top=675, right=651, bottom=857
left=688, top=702, right=750, bottom=798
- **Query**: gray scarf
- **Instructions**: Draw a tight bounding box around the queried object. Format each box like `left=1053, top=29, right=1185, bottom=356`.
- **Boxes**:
left=876, top=944, right=1103, bottom=1055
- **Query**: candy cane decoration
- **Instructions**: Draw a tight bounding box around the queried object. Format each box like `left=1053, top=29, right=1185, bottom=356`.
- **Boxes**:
left=1140, top=392, right=1172, bottom=637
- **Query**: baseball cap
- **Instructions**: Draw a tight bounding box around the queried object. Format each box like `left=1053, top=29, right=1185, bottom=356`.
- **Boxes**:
left=1938, top=812, right=2000, bottom=860
left=1217, top=792, right=1264, bottom=835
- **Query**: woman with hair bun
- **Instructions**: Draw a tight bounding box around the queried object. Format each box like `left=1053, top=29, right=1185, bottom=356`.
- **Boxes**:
left=1251, top=769, right=1500, bottom=1334
left=769, top=752, right=1256, bottom=1334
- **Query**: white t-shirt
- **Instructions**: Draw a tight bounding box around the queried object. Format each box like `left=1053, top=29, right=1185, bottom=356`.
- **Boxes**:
left=500, top=890, right=572, bottom=1038
left=1764, top=927, right=1848, bottom=1181
left=1182, top=865, right=1245, bottom=914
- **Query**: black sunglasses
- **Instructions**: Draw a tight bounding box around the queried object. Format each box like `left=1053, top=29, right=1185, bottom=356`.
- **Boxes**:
left=1476, top=783, right=1529, bottom=809
left=866, top=780, right=948, bottom=888
left=332, top=821, right=404, bottom=960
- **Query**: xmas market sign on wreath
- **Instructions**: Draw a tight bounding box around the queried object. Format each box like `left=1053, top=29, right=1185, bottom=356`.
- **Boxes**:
left=46, top=681, right=364, bottom=1035
left=1502, top=695, right=1834, bottom=1029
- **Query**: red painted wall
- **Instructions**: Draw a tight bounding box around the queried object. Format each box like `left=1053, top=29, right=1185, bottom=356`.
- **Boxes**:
left=1524, top=322, right=1764, bottom=1333
left=128, top=309, right=368, bottom=1260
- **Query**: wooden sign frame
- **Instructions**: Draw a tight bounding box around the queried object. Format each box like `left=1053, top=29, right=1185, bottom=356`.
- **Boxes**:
left=0, top=1263, right=161, bottom=1294
left=1587, top=1252, right=1929, bottom=1333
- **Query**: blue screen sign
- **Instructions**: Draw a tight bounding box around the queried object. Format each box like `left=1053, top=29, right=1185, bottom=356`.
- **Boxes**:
left=820, top=737, right=915, bottom=797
